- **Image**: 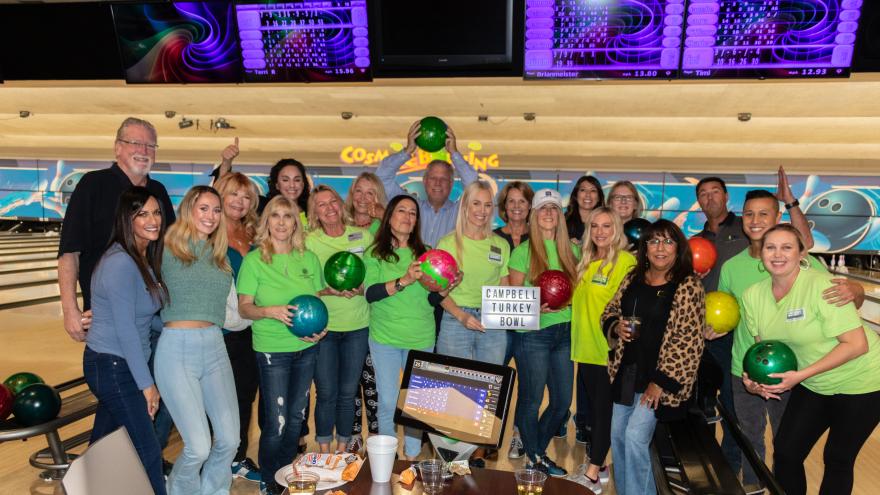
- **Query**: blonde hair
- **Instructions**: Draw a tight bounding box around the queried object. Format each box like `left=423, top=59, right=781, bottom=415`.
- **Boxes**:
left=165, top=186, right=230, bottom=271
left=308, top=185, right=351, bottom=232
left=344, top=172, right=387, bottom=223
left=526, top=205, right=578, bottom=284
left=576, top=207, right=627, bottom=282
left=607, top=180, right=643, bottom=219
left=214, top=172, right=259, bottom=241
left=255, top=196, right=306, bottom=263
left=452, top=181, right=495, bottom=269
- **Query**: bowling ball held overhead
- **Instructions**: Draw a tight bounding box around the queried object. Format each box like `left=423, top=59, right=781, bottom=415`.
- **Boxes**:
left=415, top=116, right=447, bottom=152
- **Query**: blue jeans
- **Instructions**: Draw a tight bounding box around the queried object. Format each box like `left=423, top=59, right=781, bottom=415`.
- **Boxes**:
left=436, top=308, right=506, bottom=364
left=155, top=327, right=239, bottom=495
left=610, top=395, right=658, bottom=495
left=314, top=327, right=369, bottom=445
left=84, top=347, right=166, bottom=495
left=149, top=328, right=173, bottom=449
left=514, top=323, right=574, bottom=461
left=369, top=337, right=434, bottom=457
left=256, top=346, right=318, bottom=486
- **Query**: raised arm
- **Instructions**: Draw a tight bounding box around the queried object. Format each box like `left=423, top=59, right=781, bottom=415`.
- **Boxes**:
left=212, top=137, right=240, bottom=183
left=446, top=126, right=478, bottom=187
left=376, top=121, right=420, bottom=199
left=776, top=166, right=814, bottom=250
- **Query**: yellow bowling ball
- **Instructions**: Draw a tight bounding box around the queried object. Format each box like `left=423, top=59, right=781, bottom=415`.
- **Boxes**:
left=706, top=291, right=740, bottom=334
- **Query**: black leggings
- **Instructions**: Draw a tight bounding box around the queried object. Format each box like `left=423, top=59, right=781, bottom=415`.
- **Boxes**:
left=773, top=385, right=880, bottom=495
left=578, top=363, right=613, bottom=466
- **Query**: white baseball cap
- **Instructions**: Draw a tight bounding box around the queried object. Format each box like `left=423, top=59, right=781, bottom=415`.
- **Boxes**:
left=532, top=188, right=563, bottom=209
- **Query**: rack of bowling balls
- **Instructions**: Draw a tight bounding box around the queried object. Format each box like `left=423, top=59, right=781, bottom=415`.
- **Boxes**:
left=1, top=372, right=62, bottom=427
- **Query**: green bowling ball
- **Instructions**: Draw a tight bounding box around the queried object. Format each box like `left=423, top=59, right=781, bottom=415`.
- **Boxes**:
left=742, top=340, right=798, bottom=385
left=415, top=116, right=447, bottom=152
left=13, top=383, right=61, bottom=426
left=324, top=251, right=366, bottom=291
left=4, top=372, right=45, bottom=395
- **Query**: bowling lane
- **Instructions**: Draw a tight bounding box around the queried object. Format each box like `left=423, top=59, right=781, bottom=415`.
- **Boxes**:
left=0, top=246, right=58, bottom=256
left=0, top=268, right=56, bottom=287
left=0, top=252, right=57, bottom=263
left=0, top=282, right=69, bottom=308
left=0, top=259, right=58, bottom=273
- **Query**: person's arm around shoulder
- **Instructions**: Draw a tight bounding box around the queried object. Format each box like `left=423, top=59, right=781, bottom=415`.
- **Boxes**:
left=376, top=121, right=419, bottom=199
left=446, top=126, right=479, bottom=187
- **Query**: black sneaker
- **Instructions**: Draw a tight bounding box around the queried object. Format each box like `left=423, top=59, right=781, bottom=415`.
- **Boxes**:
left=539, top=455, right=568, bottom=477
left=575, top=427, right=590, bottom=445
left=232, top=457, right=261, bottom=483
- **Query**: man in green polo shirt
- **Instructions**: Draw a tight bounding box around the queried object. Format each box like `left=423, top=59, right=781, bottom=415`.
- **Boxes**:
left=711, top=189, right=865, bottom=488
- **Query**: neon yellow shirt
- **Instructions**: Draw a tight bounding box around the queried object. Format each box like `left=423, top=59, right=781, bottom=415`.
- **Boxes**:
left=436, top=233, right=510, bottom=308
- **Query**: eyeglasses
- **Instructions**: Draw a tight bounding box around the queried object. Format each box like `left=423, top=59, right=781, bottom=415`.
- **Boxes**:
left=117, top=139, right=159, bottom=151
left=610, top=194, right=635, bottom=204
left=646, top=238, right=676, bottom=246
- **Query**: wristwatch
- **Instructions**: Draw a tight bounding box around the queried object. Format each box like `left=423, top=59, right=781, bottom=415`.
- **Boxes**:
left=785, top=199, right=800, bottom=210
left=394, top=278, right=406, bottom=292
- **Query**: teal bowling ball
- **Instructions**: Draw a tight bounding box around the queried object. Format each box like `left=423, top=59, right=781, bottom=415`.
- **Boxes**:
left=743, top=340, right=798, bottom=385
left=289, top=295, right=329, bottom=338
left=12, top=383, right=61, bottom=426
left=415, top=116, right=447, bottom=152
left=4, top=372, right=45, bottom=395
left=623, top=218, right=651, bottom=246
left=324, top=251, right=366, bottom=291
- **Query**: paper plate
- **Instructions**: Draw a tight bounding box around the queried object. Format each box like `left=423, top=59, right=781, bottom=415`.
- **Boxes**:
left=274, top=464, right=347, bottom=492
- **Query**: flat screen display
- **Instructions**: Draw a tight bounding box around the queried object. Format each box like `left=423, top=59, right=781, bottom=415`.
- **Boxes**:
left=394, top=351, right=515, bottom=448
left=113, top=2, right=242, bottom=84
left=681, top=0, right=863, bottom=78
left=524, top=0, right=682, bottom=79
left=236, top=1, right=371, bottom=82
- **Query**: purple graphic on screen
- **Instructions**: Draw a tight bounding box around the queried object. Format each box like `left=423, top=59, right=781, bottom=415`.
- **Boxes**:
left=681, top=0, right=863, bottom=78
left=524, top=0, right=682, bottom=79
left=236, top=1, right=371, bottom=82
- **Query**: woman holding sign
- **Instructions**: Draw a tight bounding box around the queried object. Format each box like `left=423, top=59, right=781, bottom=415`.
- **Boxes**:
left=568, top=206, right=636, bottom=492
left=600, top=220, right=704, bottom=495
left=364, top=194, right=455, bottom=459
left=740, top=224, right=880, bottom=495
left=507, top=188, right=579, bottom=478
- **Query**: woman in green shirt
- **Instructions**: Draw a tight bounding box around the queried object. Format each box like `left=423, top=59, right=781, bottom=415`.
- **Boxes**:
left=364, top=194, right=450, bottom=459
left=436, top=181, right=511, bottom=364
left=306, top=185, right=374, bottom=454
left=508, top=189, right=579, bottom=478
left=237, top=196, right=326, bottom=494
left=741, top=224, right=880, bottom=495
left=569, top=206, right=636, bottom=491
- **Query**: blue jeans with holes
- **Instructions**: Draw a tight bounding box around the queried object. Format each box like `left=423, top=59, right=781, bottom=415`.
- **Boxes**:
left=255, top=346, right=318, bottom=487
left=314, top=327, right=369, bottom=446
left=610, top=395, right=658, bottom=495
left=436, top=308, right=506, bottom=364
left=369, top=337, right=435, bottom=457
left=514, top=322, right=574, bottom=461
left=84, top=347, right=167, bottom=495
left=154, top=326, right=239, bottom=495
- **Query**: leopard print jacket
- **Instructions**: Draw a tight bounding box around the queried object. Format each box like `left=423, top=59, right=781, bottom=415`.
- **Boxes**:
left=601, top=272, right=706, bottom=408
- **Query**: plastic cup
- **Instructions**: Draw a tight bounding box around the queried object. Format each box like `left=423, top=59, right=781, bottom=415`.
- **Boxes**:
left=366, top=435, right=399, bottom=483
left=623, top=316, right=642, bottom=340
left=515, top=468, right=547, bottom=495
left=418, top=459, right=445, bottom=494
left=285, top=471, right=319, bottom=495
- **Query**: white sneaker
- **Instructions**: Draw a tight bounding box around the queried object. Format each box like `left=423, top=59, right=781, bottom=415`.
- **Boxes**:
left=508, top=435, right=524, bottom=459
left=567, top=465, right=602, bottom=494
left=598, top=464, right=611, bottom=484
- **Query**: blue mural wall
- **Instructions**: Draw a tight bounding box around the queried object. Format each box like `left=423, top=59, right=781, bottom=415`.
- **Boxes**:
left=1, top=159, right=878, bottom=253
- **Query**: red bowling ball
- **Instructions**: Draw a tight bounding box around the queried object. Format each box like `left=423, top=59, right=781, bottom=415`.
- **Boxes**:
left=0, top=384, right=13, bottom=421
left=536, top=270, right=573, bottom=310
left=688, top=237, right=717, bottom=275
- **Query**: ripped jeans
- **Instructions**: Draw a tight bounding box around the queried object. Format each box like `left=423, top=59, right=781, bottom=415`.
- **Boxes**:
left=255, top=346, right=318, bottom=488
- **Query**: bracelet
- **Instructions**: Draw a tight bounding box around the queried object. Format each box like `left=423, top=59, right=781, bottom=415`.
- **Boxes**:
left=784, top=199, right=800, bottom=210
left=394, top=278, right=406, bottom=292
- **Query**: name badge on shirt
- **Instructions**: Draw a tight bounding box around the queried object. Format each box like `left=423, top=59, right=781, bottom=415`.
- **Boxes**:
left=591, top=273, right=609, bottom=286
left=348, top=231, right=363, bottom=242
left=488, top=245, right=503, bottom=264
left=786, top=308, right=805, bottom=322
left=348, top=246, right=365, bottom=255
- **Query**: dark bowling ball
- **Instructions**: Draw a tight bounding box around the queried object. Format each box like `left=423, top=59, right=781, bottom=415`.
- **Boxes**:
left=324, top=251, right=366, bottom=291
left=289, top=294, right=329, bottom=338
left=12, top=383, right=61, bottom=426
left=4, top=371, right=45, bottom=395
left=743, top=340, right=798, bottom=385
left=0, top=384, right=13, bottom=421
left=623, top=218, right=652, bottom=246
left=414, top=116, right=448, bottom=152
left=536, top=270, right=573, bottom=310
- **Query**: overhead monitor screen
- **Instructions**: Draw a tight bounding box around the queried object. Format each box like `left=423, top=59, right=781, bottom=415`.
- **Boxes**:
left=524, top=0, right=682, bottom=79
left=680, top=0, right=863, bottom=78
left=394, top=351, right=515, bottom=448
left=236, top=1, right=371, bottom=82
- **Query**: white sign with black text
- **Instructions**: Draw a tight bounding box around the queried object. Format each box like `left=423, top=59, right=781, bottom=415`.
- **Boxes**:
left=481, top=286, right=540, bottom=331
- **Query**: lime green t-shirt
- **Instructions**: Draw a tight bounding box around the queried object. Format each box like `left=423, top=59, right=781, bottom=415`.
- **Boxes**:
left=368, top=219, right=380, bottom=236
left=305, top=226, right=373, bottom=332
left=237, top=249, right=324, bottom=353
left=436, top=233, right=510, bottom=308
left=363, top=247, right=435, bottom=350
left=719, top=248, right=824, bottom=377
left=571, top=251, right=637, bottom=365
left=742, top=267, right=880, bottom=395
left=508, top=239, right=580, bottom=329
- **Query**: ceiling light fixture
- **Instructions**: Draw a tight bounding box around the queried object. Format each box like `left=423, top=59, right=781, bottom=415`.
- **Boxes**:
left=341, top=111, right=354, bottom=120
left=523, top=112, right=536, bottom=121
left=178, top=117, right=194, bottom=129
left=164, top=110, right=177, bottom=118
left=478, top=115, right=489, bottom=122
left=738, top=112, right=752, bottom=122
left=19, top=110, right=31, bottom=118
left=214, top=117, right=234, bottom=130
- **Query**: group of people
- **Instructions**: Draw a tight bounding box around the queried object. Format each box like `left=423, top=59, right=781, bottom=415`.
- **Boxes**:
left=58, top=117, right=879, bottom=495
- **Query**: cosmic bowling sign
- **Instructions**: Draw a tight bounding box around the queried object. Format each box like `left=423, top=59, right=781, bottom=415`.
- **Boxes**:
left=481, top=286, right=540, bottom=330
